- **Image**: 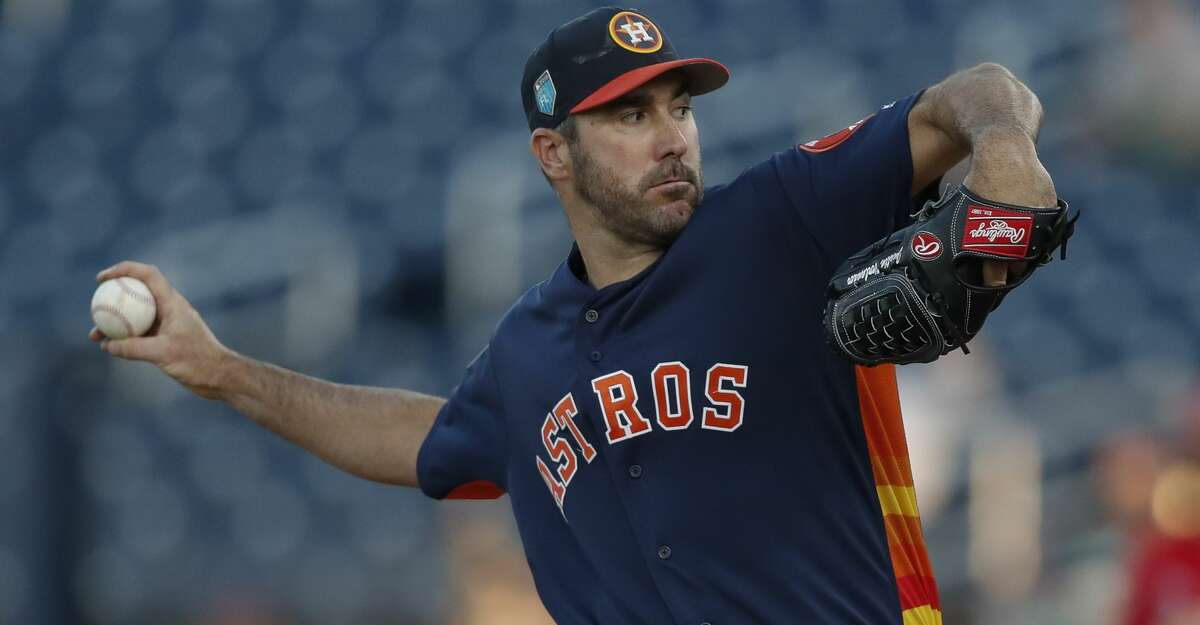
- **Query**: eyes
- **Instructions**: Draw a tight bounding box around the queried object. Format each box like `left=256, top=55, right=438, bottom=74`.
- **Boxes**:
left=619, top=105, right=693, bottom=125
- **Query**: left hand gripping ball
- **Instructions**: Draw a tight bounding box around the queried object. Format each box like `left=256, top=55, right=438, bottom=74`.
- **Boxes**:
left=91, top=277, right=158, bottom=339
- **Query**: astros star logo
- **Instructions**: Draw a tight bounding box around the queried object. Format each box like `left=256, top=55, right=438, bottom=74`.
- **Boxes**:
left=608, top=11, right=663, bottom=53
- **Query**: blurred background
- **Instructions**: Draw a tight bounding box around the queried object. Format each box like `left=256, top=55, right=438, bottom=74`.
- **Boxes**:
left=1, top=0, right=1198, bottom=623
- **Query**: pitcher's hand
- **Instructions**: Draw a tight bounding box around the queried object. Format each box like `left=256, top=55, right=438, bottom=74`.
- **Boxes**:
left=967, top=143, right=1056, bottom=287
left=90, top=262, right=233, bottom=400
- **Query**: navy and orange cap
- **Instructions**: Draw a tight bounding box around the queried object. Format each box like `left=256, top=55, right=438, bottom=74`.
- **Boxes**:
left=521, top=7, right=730, bottom=131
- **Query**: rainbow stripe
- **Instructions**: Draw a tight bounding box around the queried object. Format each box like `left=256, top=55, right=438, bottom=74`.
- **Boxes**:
left=856, top=364, right=942, bottom=625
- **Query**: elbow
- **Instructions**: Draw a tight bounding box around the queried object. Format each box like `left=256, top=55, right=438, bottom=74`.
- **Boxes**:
left=967, top=62, right=1029, bottom=99
left=967, top=62, right=1044, bottom=138
left=969, top=61, right=1016, bottom=81
left=968, top=62, right=1036, bottom=100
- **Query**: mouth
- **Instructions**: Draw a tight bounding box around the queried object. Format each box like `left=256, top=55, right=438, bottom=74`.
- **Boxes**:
left=649, top=179, right=692, bottom=192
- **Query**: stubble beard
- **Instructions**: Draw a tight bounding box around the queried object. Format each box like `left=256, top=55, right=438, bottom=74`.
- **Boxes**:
left=570, top=143, right=704, bottom=249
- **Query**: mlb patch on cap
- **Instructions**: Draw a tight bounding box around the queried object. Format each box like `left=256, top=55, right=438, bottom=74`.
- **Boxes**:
left=520, top=6, right=730, bottom=131
left=534, top=70, right=556, bottom=116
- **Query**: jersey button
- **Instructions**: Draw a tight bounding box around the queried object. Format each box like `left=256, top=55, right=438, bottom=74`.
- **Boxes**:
left=657, top=545, right=671, bottom=560
left=589, top=350, right=602, bottom=362
left=628, top=464, right=642, bottom=478
left=584, top=309, right=599, bottom=323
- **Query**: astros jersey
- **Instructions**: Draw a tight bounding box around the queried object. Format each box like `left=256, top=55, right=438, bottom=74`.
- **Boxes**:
left=418, top=91, right=940, bottom=625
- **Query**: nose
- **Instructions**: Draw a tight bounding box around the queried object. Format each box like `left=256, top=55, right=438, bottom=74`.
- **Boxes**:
left=654, top=114, right=689, bottom=162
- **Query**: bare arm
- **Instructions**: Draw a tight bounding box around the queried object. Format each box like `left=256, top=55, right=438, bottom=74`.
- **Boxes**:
left=907, top=62, right=1058, bottom=283
left=909, top=62, right=1055, bottom=203
left=219, top=356, right=443, bottom=487
left=91, top=261, right=442, bottom=488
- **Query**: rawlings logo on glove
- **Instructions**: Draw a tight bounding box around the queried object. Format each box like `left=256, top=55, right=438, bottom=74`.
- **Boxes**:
left=912, top=232, right=942, bottom=260
left=823, top=185, right=1079, bottom=366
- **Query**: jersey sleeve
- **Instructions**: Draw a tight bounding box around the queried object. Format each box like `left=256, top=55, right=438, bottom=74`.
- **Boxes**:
left=416, top=344, right=508, bottom=500
left=771, top=90, right=926, bottom=268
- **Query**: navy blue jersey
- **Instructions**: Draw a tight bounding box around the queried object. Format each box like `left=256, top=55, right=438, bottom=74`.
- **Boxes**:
left=418, top=92, right=941, bottom=625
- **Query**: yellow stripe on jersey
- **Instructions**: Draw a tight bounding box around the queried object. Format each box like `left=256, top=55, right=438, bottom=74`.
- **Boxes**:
left=876, top=484, right=919, bottom=518
left=902, top=604, right=942, bottom=625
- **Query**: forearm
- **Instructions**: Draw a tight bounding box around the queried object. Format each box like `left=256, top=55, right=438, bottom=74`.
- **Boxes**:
left=216, top=351, right=444, bottom=487
left=925, top=63, right=1056, bottom=206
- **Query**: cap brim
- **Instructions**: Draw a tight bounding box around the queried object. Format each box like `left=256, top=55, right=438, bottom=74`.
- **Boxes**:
left=569, top=58, right=730, bottom=114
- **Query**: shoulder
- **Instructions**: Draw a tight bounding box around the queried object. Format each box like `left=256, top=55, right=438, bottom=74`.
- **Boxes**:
left=505, top=277, right=557, bottom=326
left=493, top=279, right=550, bottom=340
left=489, top=261, right=578, bottom=354
left=665, top=157, right=815, bottom=267
left=699, top=146, right=820, bottom=223
left=699, top=155, right=795, bottom=214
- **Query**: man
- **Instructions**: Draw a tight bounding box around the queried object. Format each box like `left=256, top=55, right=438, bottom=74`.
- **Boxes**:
left=92, top=6, right=1058, bottom=624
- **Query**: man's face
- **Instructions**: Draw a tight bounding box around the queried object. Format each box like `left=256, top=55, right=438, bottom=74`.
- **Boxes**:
left=567, top=73, right=703, bottom=248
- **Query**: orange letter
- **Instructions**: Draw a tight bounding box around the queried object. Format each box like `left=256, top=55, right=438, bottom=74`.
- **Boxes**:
left=536, top=456, right=566, bottom=512
left=551, top=393, right=597, bottom=463
left=651, top=361, right=694, bottom=430
left=591, top=370, right=653, bottom=444
left=702, top=364, right=748, bottom=432
left=542, top=413, right=579, bottom=484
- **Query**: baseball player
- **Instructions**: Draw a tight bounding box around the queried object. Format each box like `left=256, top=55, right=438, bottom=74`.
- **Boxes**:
left=92, top=7, right=1074, bottom=625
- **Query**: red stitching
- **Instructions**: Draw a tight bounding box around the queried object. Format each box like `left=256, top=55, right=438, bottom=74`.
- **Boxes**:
left=115, top=278, right=155, bottom=307
left=91, top=304, right=134, bottom=338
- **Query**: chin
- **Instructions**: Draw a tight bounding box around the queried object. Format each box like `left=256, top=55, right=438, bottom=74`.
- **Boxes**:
left=651, top=200, right=695, bottom=240
left=662, top=198, right=694, bottom=218
left=651, top=195, right=693, bottom=222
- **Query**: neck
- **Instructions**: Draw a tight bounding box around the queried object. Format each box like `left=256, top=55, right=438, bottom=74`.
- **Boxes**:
left=558, top=181, right=669, bottom=289
left=574, top=227, right=664, bottom=289
left=561, top=192, right=664, bottom=289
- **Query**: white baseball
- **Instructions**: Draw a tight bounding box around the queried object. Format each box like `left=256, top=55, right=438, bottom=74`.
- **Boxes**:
left=91, top=277, right=158, bottom=339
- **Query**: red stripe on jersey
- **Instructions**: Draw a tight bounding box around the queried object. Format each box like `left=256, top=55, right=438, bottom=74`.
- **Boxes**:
left=445, top=480, right=506, bottom=500
left=895, top=574, right=942, bottom=612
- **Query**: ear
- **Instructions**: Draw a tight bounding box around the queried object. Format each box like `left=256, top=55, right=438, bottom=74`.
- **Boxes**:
left=530, top=128, right=571, bottom=182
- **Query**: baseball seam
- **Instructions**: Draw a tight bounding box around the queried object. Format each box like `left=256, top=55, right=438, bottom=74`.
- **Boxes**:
left=116, top=278, right=156, bottom=306
left=92, top=303, right=135, bottom=338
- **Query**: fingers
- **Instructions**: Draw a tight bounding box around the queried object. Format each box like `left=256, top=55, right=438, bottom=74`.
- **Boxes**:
left=89, top=327, right=103, bottom=342
left=982, top=260, right=1032, bottom=287
left=100, top=335, right=169, bottom=363
left=96, top=261, right=175, bottom=309
left=982, top=260, right=1009, bottom=287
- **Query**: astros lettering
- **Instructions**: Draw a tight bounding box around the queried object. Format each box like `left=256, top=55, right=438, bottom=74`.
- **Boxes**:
left=536, top=361, right=749, bottom=514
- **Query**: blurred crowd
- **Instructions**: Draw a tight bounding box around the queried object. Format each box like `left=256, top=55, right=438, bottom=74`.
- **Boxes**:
left=1090, top=388, right=1200, bottom=625
left=1, top=0, right=1199, bottom=624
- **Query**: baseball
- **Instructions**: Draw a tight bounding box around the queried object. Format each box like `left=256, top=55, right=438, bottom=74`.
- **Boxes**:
left=91, top=277, right=158, bottom=339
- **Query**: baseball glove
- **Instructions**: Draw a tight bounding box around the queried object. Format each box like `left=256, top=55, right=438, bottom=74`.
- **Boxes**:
left=824, top=185, right=1079, bottom=366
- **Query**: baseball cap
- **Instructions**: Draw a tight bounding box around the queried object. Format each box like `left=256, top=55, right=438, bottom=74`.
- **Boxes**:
left=521, top=7, right=730, bottom=131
